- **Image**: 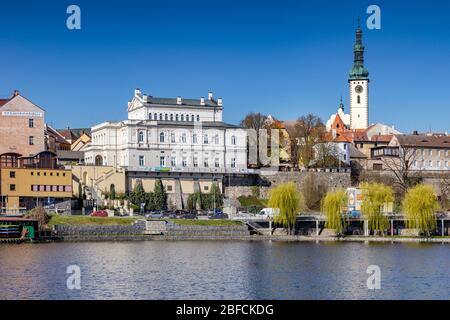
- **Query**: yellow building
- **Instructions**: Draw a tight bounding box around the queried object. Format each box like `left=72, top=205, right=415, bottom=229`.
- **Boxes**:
left=0, top=151, right=72, bottom=213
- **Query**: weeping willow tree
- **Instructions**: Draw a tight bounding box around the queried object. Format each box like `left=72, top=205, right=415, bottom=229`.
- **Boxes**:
left=322, top=190, right=348, bottom=235
left=403, top=184, right=439, bottom=236
left=268, top=182, right=302, bottom=235
left=360, top=182, right=394, bottom=234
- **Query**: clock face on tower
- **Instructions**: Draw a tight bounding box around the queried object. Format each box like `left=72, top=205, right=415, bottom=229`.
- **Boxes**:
left=355, top=85, right=363, bottom=93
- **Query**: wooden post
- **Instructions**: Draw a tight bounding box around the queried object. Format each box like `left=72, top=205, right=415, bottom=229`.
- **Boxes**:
left=269, top=219, right=273, bottom=235
left=442, top=219, right=445, bottom=237
left=390, top=219, right=394, bottom=236
left=316, top=220, right=319, bottom=236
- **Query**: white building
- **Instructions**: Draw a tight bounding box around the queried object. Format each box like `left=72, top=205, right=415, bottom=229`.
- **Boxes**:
left=84, top=89, right=247, bottom=173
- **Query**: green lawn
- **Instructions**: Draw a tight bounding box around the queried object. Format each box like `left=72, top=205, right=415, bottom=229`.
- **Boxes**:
left=48, top=215, right=137, bottom=227
left=169, top=219, right=242, bottom=226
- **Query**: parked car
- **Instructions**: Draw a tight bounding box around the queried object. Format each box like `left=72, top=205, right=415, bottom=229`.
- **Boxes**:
left=208, top=212, right=229, bottom=220
left=181, top=213, right=198, bottom=219
left=91, top=210, right=108, bottom=217
left=146, top=211, right=164, bottom=219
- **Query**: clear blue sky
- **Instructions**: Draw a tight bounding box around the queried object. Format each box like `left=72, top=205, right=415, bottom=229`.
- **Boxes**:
left=0, top=0, right=449, bottom=133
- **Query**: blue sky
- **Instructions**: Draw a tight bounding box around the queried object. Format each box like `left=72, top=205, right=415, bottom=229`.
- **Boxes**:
left=0, top=0, right=449, bottom=133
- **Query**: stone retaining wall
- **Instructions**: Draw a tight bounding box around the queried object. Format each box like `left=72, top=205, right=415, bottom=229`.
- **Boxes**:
left=54, top=220, right=146, bottom=236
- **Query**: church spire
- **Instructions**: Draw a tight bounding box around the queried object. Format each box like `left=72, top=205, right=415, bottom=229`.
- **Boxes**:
left=349, top=17, right=369, bottom=80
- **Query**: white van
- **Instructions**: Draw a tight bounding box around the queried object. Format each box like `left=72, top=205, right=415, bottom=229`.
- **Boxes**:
left=257, top=208, right=280, bottom=219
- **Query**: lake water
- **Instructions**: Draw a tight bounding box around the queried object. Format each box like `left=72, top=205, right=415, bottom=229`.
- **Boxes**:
left=0, top=241, right=449, bottom=300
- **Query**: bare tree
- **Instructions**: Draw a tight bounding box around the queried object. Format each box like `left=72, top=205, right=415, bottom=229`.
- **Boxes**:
left=240, top=112, right=269, bottom=167
left=286, top=114, right=326, bottom=169
left=379, top=146, right=422, bottom=193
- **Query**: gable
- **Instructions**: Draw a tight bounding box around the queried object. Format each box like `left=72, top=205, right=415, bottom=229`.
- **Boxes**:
left=0, top=95, right=45, bottom=116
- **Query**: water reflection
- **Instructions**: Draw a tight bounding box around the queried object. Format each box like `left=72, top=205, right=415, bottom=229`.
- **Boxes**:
left=0, top=241, right=449, bottom=300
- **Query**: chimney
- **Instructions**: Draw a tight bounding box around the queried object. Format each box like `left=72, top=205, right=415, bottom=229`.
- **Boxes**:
left=217, top=98, right=223, bottom=106
left=134, top=88, right=141, bottom=96
left=413, top=130, right=419, bottom=135
left=142, top=94, right=148, bottom=103
left=200, top=97, right=205, bottom=106
left=208, top=92, right=213, bottom=100
left=13, top=90, right=19, bottom=97
left=177, top=96, right=182, bottom=105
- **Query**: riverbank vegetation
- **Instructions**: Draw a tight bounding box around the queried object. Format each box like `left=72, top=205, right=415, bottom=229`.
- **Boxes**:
left=403, top=184, right=440, bottom=236
left=268, top=182, right=303, bottom=235
left=360, top=182, right=394, bottom=234
left=48, top=215, right=136, bottom=228
left=322, top=190, right=348, bottom=235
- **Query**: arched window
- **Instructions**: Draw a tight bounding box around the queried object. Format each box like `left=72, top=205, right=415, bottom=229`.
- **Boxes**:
left=170, top=114, right=173, bottom=121
left=191, top=115, right=194, bottom=122
left=159, top=113, right=163, bottom=120
left=149, top=113, right=152, bottom=120
left=154, top=113, right=157, bottom=120
left=95, top=155, right=103, bottom=166
left=159, top=132, right=165, bottom=143
left=181, top=114, right=184, bottom=121
left=138, top=131, right=144, bottom=142
left=182, top=133, right=187, bottom=143
left=214, top=134, right=219, bottom=144
left=196, top=115, right=200, bottom=122
left=193, top=133, right=197, bottom=144
left=165, top=114, right=168, bottom=121
left=231, top=135, right=236, bottom=145
left=357, top=95, right=361, bottom=104
left=176, top=114, right=179, bottom=121
left=203, top=134, right=209, bottom=144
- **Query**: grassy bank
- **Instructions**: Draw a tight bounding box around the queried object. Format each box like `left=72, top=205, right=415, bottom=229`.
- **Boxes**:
left=168, top=219, right=242, bottom=226
left=48, top=215, right=137, bottom=227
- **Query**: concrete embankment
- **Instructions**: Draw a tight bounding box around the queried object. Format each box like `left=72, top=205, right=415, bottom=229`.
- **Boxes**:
left=49, top=222, right=450, bottom=243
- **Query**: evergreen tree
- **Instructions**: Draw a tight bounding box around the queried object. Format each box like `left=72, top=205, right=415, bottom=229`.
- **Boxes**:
left=128, top=180, right=147, bottom=207
left=153, top=179, right=167, bottom=210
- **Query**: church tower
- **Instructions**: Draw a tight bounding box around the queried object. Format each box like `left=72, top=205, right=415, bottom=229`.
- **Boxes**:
left=349, top=18, right=369, bottom=130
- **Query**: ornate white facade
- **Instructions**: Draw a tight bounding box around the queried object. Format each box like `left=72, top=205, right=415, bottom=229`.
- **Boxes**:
left=84, top=89, right=247, bottom=172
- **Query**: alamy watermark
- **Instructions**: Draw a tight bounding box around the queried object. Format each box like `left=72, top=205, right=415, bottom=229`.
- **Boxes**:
left=66, top=265, right=81, bottom=290
left=66, top=5, right=81, bottom=30
left=366, top=265, right=381, bottom=290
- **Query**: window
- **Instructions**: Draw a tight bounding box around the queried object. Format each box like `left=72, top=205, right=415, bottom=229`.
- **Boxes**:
left=181, top=115, right=184, bottom=121
left=357, top=95, right=361, bottom=104
left=170, top=114, right=173, bottom=121
left=159, top=132, right=165, bottom=143
left=231, top=135, right=236, bottom=145
left=193, top=157, right=198, bottom=167
left=215, top=158, right=220, bottom=168
left=204, top=158, right=209, bottom=167
left=196, top=115, right=200, bottom=122
left=437, top=160, right=441, bottom=168
left=29, top=136, right=34, bottom=145
left=204, top=186, right=209, bottom=191
left=167, top=185, right=173, bottom=192
left=214, top=134, right=219, bottom=144
left=149, top=113, right=152, bottom=120
left=429, top=149, right=433, bottom=156
left=165, top=114, right=168, bottom=121
left=171, top=156, right=176, bottom=167
left=176, top=114, right=179, bottom=122
left=171, top=133, right=176, bottom=143
left=138, top=131, right=144, bottom=142
left=182, top=133, right=187, bottom=143
left=9, top=171, right=15, bottom=178
left=160, top=156, right=165, bottom=167
left=446, top=161, right=449, bottom=168
left=203, top=134, right=209, bottom=144
left=192, top=134, right=198, bottom=144
left=139, top=155, right=145, bottom=167
left=182, top=157, right=187, bottom=167
left=10, top=184, right=16, bottom=191
left=343, top=144, right=347, bottom=150
left=191, top=115, right=194, bottom=122
left=154, top=113, right=157, bottom=120
left=29, top=118, right=34, bottom=128
left=231, top=158, right=236, bottom=168
left=428, top=160, right=433, bottom=167
left=159, top=113, right=163, bottom=120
